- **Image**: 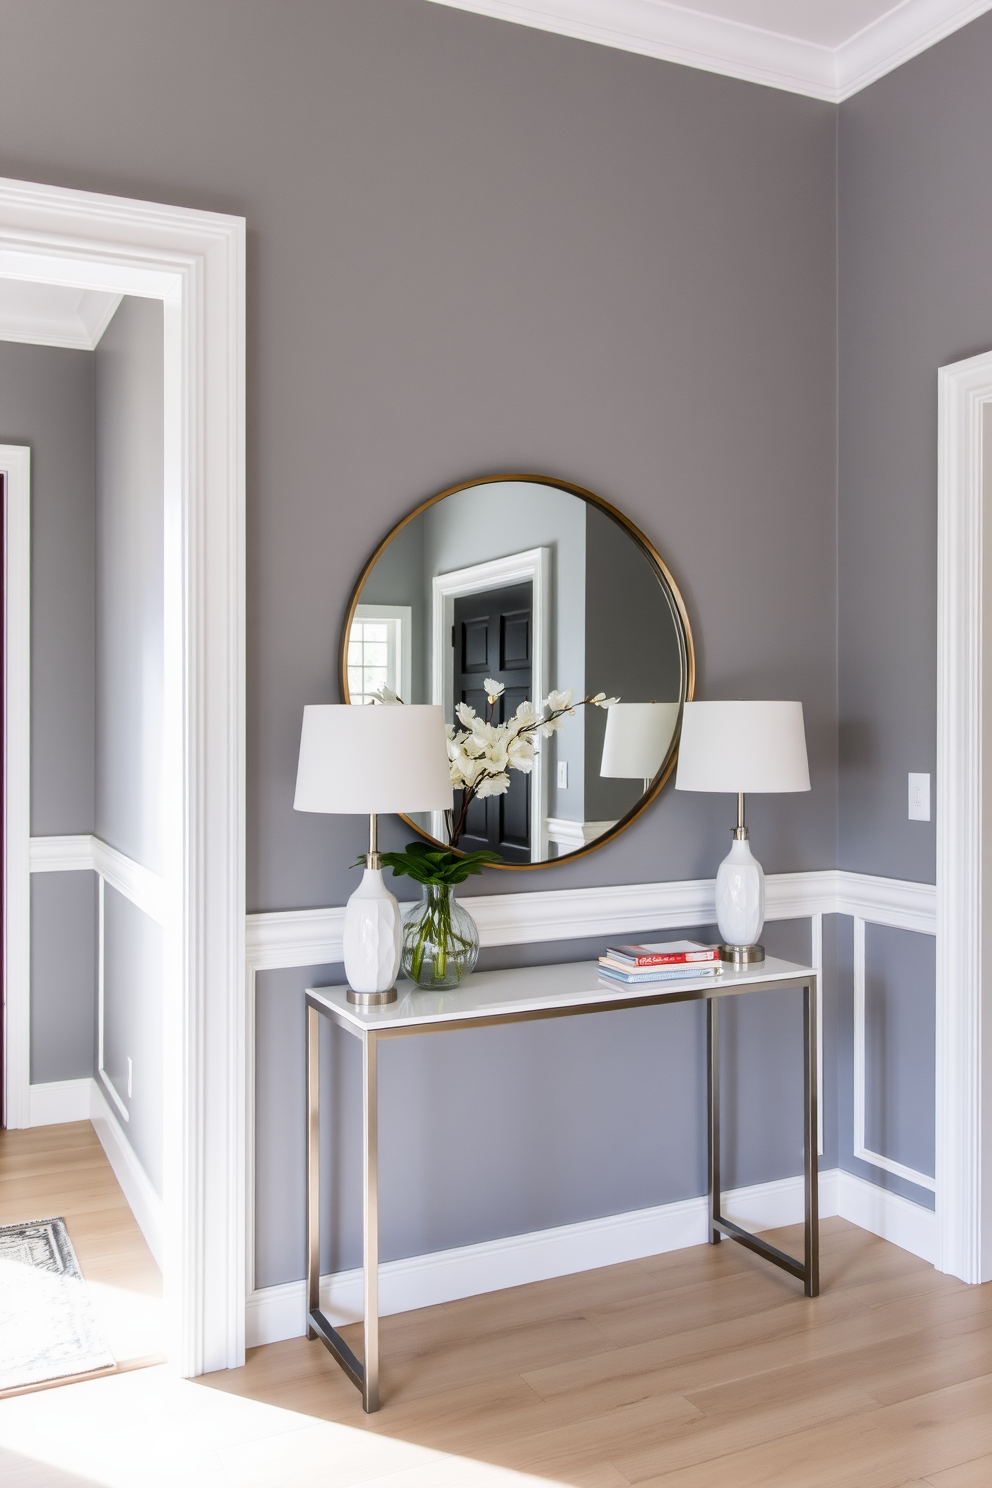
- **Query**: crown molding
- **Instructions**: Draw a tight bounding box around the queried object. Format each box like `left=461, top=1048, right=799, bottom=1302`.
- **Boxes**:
left=0, top=281, right=121, bottom=349
left=424, top=0, right=992, bottom=103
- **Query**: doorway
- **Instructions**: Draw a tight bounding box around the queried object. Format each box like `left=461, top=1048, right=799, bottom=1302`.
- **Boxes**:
left=0, top=177, right=245, bottom=1375
left=452, top=580, right=532, bottom=863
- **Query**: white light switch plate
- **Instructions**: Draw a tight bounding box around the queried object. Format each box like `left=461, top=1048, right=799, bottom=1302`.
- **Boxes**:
left=908, top=773, right=931, bottom=821
left=557, top=761, right=568, bottom=789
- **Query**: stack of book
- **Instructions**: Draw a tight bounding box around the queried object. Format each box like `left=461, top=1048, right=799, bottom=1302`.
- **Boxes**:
left=598, top=939, right=722, bottom=985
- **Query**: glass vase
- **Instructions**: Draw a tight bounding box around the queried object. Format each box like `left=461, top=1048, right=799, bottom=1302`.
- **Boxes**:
left=402, top=884, right=479, bottom=989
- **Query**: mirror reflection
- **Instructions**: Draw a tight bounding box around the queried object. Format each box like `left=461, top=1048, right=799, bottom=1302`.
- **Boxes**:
left=343, top=477, right=692, bottom=866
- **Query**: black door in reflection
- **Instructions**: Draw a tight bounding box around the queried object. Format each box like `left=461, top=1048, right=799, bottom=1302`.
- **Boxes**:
left=453, top=581, right=532, bottom=864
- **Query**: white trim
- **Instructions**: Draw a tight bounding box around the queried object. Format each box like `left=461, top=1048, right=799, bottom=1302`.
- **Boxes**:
left=424, top=0, right=992, bottom=104
left=28, top=1077, right=92, bottom=1126
left=245, top=1165, right=935, bottom=1345
left=29, top=834, right=166, bottom=925
left=835, top=1166, right=937, bottom=1263
left=0, top=176, right=246, bottom=1376
left=1, top=446, right=30, bottom=1131
left=852, top=917, right=936, bottom=1192
left=937, top=349, right=992, bottom=1284
left=545, top=817, right=617, bottom=849
left=28, top=834, right=93, bottom=874
left=88, top=1077, right=164, bottom=1269
left=0, top=284, right=122, bottom=350
left=432, top=546, right=551, bottom=860
left=244, top=867, right=936, bottom=967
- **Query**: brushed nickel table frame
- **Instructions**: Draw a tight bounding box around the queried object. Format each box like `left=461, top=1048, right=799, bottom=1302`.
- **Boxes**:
left=305, top=958, right=819, bottom=1413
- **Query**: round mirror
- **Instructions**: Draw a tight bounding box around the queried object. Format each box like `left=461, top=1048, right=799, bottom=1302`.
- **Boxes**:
left=340, top=475, right=694, bottom=868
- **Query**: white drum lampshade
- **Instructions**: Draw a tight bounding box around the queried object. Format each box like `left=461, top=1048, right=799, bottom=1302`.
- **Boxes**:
left=675, top=701, right=810, bottom=962
left=295, top=704, right=452, bottom=1002
left=600, top=702, right=680, bottom=787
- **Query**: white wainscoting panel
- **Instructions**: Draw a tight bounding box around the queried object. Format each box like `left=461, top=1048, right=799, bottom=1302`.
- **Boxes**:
left=245, top=1165, right=935, bottom=1347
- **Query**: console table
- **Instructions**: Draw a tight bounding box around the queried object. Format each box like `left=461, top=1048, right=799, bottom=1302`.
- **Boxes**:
left=305, top=954, right=819, bottom=1412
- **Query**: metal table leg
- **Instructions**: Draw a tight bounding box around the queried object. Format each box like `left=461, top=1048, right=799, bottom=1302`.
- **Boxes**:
left=804, top=975, right=820, bottom=1297
left=362, top=1030, right=379, bottom=1412
left=304, top=995, right=374, bottom=1405
left=707, top=976, right=820, bottom=1295
left=707, top=996, right=721, bottom=1246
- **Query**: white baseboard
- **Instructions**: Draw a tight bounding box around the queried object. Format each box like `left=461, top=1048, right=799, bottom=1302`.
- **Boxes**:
left=246, top=1166, right=937, bottom=1348
left=835, top=1166, right=937, bottom=1264
left=28, top=1076, right=164, bottom=1269
left=88, top=1078, right=164, bottom=1270
left=28, top=1076, right=93, bottom=1126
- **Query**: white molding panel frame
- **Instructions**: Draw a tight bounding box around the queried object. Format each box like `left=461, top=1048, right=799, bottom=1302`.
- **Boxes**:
left=1, top=446, right=30, bottom=1131
left=852, top=916, right=937, bottom=1192
left=937, top=348, right=992, bottom=1283
left=424, top=0, right=992, bottom=104
left=0, top=176, right=246, bottom=1376
left=432, top=546, right=551, bottom=859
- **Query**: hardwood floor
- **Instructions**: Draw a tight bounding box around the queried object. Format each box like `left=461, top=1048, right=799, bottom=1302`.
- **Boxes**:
left=0, top=1120, right=164, bottom=1374
left=2, top=1133, right=992, bottom=1485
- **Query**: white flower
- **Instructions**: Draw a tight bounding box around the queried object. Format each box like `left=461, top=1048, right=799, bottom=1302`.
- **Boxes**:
left=506, top=701, right=542, bottom=735
left=538, top=713, right=567, bottom=737
left=546, top=688, right=573, bottom=713
left=484, top=736, right=510, bottom=772
left=476, top=771, right=511, bottom=798
left=591, top=692, right=620, bottom=707
left=484, top=678, right=505, bottom=704
left=507, top=733, right=535, bottom=772
left=455, top=700, right=477, bottom=728
left=370, top=685, right=403, bottom=705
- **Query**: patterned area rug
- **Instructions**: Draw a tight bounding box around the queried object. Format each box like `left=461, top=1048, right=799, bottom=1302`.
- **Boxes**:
left=0, top=1217, right=115, bottom=1393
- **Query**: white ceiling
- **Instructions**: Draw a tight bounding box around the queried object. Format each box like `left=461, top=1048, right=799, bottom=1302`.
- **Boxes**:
left=426, top=0, right=992, bottom=101
left=0, top=278, right=121, bottom=351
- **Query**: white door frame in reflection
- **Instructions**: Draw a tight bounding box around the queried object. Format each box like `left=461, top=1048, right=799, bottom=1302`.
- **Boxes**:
left=431, top=546, right=551, bottom=861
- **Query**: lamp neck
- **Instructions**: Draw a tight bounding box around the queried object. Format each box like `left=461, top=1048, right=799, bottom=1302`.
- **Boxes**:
left=367, top=811, right=381, bottom=870
left=733, top=791, right=748, bottom=840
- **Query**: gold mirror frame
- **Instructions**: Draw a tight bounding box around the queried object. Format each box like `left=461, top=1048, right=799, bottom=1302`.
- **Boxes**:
left=339, top=473, right=696, bottom=869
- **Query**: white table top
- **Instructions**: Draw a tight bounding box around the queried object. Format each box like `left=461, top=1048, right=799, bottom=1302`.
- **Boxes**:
left=307, top=955, right=816, bottom=1035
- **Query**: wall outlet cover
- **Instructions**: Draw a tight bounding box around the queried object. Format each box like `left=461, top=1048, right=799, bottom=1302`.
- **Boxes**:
left=908, top=773, right=931, bottom=822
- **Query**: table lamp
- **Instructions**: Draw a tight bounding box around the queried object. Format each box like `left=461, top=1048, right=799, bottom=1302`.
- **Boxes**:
left=675, top=700, right=809, bottom=965
left=600, top=702, right=681, bottom=792
left=294, top=704, right=452, bottom=1004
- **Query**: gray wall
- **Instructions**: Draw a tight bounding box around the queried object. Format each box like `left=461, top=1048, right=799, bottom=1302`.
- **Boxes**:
left=0, top=0, right=836, bottom=1276
left=0, top=339, right=95, bottom=834
left=102, top=886, right=164, bottom=1193
left=0, top=1, right=853, bottom=1274
left=1, top=0, right=841, bottom=914
left=838, top=10, right=992, bottom=882
left=95, top=295, right=164, bottom=872
left=93, top=295, right=165, bottom=1185
left=0, top=339, right=97, bottom=1081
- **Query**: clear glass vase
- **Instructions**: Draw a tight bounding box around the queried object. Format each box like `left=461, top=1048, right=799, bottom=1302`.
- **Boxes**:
left=402, top=883, right=479, bottom=989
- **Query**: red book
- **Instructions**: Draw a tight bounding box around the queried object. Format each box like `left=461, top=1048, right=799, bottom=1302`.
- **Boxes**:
left=604, top=939, right=720, bottom=967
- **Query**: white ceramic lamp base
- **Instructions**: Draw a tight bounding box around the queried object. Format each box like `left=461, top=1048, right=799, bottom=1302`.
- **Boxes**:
left=343, top=867, right=402, bottom=1004
left=715, top=835, right=766, bottom=964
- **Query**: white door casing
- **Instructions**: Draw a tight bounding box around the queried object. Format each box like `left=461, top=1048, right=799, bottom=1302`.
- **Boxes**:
left=1, top=445, right=30, bottom=1132
left=937, top=348, right=992, bottom=1282
left=432, top=547, right=551, bottom=860
left=0, top=177, right=245, bottom=1373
